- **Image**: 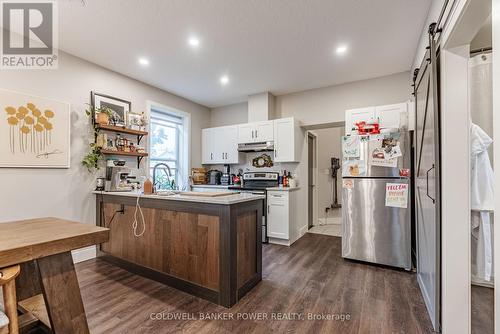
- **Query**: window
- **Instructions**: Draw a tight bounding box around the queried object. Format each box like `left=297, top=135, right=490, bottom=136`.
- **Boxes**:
left=149, top=104, right=189, bottom=190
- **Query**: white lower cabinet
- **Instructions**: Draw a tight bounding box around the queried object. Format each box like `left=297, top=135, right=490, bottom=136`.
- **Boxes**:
left=267, top=190, right=299, bottom=244
left=267, top=191, right=289, bottom=239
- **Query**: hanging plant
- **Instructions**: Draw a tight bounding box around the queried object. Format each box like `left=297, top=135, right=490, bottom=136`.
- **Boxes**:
left=81, top=105, right=110, bottom=172
left=82, top=143, right=102, bottom=172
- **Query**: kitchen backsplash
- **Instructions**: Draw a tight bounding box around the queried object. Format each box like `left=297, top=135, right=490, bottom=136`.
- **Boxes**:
left=207, top=151, right=301, bottom=185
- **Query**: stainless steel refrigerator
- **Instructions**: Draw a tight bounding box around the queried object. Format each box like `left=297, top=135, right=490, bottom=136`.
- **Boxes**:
left=341, top=131, right=411, bottom=270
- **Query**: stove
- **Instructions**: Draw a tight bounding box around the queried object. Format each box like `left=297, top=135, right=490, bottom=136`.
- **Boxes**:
left=229, top=172, right=279, bottom=243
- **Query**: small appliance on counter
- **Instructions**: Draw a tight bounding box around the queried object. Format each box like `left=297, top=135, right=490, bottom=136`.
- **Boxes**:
left=105, top=160, right=133, bottom=192
left=207, top=170, right=222, bottom=185
left=191, top=167, right=207, bottom=184
left=96, top=177, right=105, bottom=191
left=220, top=164, right=235, bottom=186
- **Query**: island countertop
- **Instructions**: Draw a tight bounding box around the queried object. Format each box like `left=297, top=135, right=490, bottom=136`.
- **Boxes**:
left=93, top=190, right=265, bottom=205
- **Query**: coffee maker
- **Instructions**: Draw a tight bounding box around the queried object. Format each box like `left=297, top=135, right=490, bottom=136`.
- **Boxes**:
left=220, top=164, right=234, bottom=186
left=105, top=165, right=133, bottom=192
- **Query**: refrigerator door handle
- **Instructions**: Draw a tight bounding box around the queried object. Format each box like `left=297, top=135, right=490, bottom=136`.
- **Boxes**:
left=426, top=164, right=435, bottom=203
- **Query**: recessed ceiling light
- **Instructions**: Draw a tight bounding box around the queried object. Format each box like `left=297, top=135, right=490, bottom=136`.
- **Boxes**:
left=220, top=75, right=229, bottom=85
left=336, top=45, right=348, bottom=55
left=188, top=37, right=200, bottom=47
left=138, top=57, right=149, bottom=66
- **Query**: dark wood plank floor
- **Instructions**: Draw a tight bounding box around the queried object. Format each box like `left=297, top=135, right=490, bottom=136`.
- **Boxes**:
left=76, top=233, right=434, bottom=334
left=472, top=285, right=494, bottom=334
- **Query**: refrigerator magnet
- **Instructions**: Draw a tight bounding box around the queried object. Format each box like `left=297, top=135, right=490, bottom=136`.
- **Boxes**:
left=343, top=179, right=354, bottom=189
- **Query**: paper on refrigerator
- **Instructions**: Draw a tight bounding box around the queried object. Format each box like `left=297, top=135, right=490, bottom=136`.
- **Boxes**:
left=368, top=136, right=398, bottom=168
left=385, top=183, right=409, bottom=208
left=342, top=135, right=360, bottom=158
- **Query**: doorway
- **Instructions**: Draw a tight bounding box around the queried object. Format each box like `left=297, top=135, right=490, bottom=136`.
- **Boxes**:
left=305, top=123, right=345, bottom=238
left=308, top=132, right=316, bottom=230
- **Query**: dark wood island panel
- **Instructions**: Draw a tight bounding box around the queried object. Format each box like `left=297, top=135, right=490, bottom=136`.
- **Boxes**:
left=95, top=193, right=263, bottom=308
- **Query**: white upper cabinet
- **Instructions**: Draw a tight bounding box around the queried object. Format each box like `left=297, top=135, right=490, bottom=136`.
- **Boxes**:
left=375, top=103, right=407, bottom=129
left=345, top=107, right=376, bottom=134
left=274, top=117, right=301, bottom=162
left=222, top=126, right=240, bottom=163
left=237, top=120, right=274, bottom=143
left=202, top=128, right=214, bottom=164
left=204, top=118, right=301, bottom=164
left=202, top=125, right=241, bottom=164
left=345, top=103, right=408, bottom=134
left=237, top=123, right=254, bottom=143
left=254, top=121, right=274, bottom=142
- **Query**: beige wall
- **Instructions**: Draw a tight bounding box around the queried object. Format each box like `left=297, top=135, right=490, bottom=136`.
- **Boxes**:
left=275, top=72, right=411, bottom=126
left=210, top=102, right=248, bottom=127
left=0, top=50, right=210, bottom=259
left=209, top=71, right=411, bottom=128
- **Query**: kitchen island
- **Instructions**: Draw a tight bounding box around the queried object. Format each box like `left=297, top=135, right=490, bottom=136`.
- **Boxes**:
left=94, top=191, right=264, bottom=307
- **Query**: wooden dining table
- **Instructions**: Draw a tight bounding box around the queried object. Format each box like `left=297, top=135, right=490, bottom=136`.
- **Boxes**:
left=0, top=217, right=109, bottom=334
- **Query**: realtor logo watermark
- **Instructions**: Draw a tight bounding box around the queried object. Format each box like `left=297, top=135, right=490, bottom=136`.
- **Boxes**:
left=1, top=0, right=58, bottom=69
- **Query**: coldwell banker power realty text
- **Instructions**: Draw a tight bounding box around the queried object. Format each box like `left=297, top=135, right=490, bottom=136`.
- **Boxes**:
left=1, top=0, right=58, bottom=69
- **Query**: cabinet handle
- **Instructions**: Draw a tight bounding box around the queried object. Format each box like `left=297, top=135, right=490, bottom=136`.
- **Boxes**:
left=268, top=205, right=270, bottom=214
left=211, top=153, right=213, bottom=160
left=252, top=130, right=254, bottom=139
left=226, top=153, right=228, bottom=159
left=222, top=153, right=224, bottom=159
left=255, top=130, right=258, bottom=138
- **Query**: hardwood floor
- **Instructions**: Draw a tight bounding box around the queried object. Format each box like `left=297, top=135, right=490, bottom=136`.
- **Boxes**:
left=76, top=233, right=434, bottom=334
left=472, top=285, right=494, bottom=334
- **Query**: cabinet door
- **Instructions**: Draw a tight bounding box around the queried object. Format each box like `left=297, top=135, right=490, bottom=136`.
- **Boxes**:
left=212, top=127, right=226, bottom=164
left=238, top=123, right=255, bottom=143
left=345, top=107, right=376, bottom=134
left=202, top=128, right=214, bottom=164
left=254, top=121, right=274, bottom=142
left=223, top=126, right=240, bottom=164
left=375, top=103, right=406, bottom=129
left=267, top=193, right=289, bottom=239
left=274, top=118, right=294, bottom=162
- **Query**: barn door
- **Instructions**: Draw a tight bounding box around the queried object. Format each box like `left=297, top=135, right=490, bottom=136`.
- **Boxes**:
left=414, top=32, right=441, bottom=332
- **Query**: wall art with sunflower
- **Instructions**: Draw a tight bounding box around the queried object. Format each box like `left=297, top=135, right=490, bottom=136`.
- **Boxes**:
left=1, top=89, right=70, bottom=168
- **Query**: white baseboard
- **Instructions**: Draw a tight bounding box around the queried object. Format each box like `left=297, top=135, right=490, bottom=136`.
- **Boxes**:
left=71, top=246, right=96, bottom=264
left=317, top=217, right=342, bottom=226
left=299, top=224, right=308, bottom=237
left=268, top=238, right=291, bottom=246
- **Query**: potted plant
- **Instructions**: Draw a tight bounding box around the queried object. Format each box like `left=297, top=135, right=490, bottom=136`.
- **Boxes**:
left=86, top=105, right=113, bottom=126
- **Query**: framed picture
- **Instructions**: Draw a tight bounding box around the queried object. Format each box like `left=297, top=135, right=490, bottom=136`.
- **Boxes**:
left=91, top=92, right=131, bottom=127
left=128, top=113, right=143, bottom=130
left=0, top=89, right=70, bottom=168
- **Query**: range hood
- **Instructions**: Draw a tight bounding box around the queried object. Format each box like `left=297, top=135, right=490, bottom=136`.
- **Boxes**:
left=238, top=141, right=274, bottom=152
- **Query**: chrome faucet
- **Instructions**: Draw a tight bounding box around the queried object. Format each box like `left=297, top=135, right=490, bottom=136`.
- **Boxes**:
left=152, top=162, right=172, bottom=193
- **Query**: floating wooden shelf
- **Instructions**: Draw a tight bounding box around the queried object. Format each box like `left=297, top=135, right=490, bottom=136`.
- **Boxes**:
left=96, top=124, right=148, bottom=136
left=100, top=150, right=148, bottom=157
left=100, top=150, right=148, bottom=168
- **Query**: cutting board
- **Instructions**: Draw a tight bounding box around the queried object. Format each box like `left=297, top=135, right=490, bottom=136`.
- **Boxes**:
left=180, top=191, right=237, bottom=197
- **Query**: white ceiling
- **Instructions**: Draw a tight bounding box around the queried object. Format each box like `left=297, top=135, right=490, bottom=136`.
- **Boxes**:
left=58, top=0, right=432, bottom=108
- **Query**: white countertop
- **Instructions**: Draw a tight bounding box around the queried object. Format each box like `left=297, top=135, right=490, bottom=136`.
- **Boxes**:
left=93, top=190, right=265, bottom=205
left=266, top=187, right=301, bottom=191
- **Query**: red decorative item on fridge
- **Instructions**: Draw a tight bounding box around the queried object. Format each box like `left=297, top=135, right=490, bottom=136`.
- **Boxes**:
left=355, top=121, right=380, bottom=135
